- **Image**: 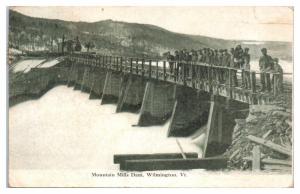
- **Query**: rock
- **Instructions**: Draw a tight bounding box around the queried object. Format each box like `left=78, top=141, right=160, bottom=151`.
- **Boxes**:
left=286, top=108, right=292, bottom=113
left=285, top=119, right=292, bottom=128
left=272, top=110, right=291, bottom=118
left=245, top=114, right=259, bottom=123
left=235, top=119, right=246, bottom=125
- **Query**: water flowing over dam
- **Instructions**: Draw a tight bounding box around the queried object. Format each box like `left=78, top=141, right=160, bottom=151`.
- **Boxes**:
left=9, top=85, right=203, bottom=170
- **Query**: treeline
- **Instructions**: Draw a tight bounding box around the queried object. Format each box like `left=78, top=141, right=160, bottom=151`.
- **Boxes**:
left=8, top=9, right=293, bottom=61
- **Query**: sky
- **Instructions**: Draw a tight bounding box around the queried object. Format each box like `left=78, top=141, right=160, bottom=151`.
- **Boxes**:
left=11, top=6, right=293, bottom=42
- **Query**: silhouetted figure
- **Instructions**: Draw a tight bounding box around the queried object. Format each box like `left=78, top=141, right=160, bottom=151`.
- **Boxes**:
left=243, top=48, right=251, bottom=88
left=167, top=52, right=175, bottom=74
left=273, top=58, right=283, bottom=92
left=259, top=48, right=273, bottom=91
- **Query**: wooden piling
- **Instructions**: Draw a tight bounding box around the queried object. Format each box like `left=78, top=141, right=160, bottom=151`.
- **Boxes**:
left=120, top=157, right=228, bottom=171
left=114, top=153, right=198, bottom=164
left=252, top=145, right=261, bottom=171
left=203, top=100, right=217, bottom=158
left=266, top=73, right=271, bottom=92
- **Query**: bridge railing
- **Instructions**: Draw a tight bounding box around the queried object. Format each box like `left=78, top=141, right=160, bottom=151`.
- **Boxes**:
left=67, top=53, right=284, bottom=101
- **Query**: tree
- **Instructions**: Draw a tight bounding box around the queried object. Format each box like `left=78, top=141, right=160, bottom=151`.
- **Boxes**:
left=84, top=41, right=95, bottom=52
left=74, top=36, right=82, bottom=52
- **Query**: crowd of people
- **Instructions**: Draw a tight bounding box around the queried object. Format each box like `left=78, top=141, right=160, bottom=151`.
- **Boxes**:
left=165, top=45, right=283, bottom=92
left=166, top=45, right=250, bottom=70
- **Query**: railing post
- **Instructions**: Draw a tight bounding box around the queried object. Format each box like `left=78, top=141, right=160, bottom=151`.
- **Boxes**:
left=95, top=56, right=98, bottom=67
left=208, top=65, right=212, bottom=92
left=156, top=61, right=159, bottom=80
left=191, top=62, right=194, bottom=88
left=163, top=61, right=166, bottom=81
left=241, top=69, right=245, bottom=87
left=103, top=55, right=106, bottom=68
left=183, top=62, right=186, bottom=85
left=99, top=55, right=101, bottom=67
left=251, top=71, right=256, bottom=93
left=174, top=61, right=177, bottom=82
left=135, top=59, right=139, bottom=74
left=266, top=72, right=271, bottom=92
left=130, top=58, right=133, bottom=75
left=149, top=60, right=152, bottom=78
left=260, top=72, right=266, bottom=92
left=120, top=57, right=123, bottom=72
left=228, top=69, right=232, bottom=98
left=109, top=56, right=112, bottom=70
left=141, top=59, right=145, bottom=78
left=116, top=57, right=119, bottom=71
left=273, top=73, right=278, bottom=96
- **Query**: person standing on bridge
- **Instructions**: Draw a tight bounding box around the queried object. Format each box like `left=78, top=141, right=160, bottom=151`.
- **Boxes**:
left=185, top=51, right=192, bottom=79
left=229, top=48, right=238, bottom=86
left=213, top=49, right=219, bottom=66
left=205, top=48, right=211, bottom=64
left=167, top=51, right=175, bottom=74
left=272, top=58, right=284, bottom=93
left=197, top=49, right=203, bottom=63
left=222, top=49, right=231, bottom=84
left=218, top=49, right=225, bottom=82
left=191, top=50, right=198, bottom=79
left=233, top=45, right=244, bottom=69
left=259, top=48, right=273, bottom=91
left=222, top=49, right=231, bottom=67
left=243, top=48, right=251, bottom=89
left=178, top=50, right=185, bottom=81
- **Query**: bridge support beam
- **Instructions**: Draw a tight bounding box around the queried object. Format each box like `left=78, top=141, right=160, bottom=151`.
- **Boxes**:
left=116, top=75, right=146, bottom=113
left=137, top=81, right=176, bottom=126
left=203, top=96, right=250, bottom=158
left=67, top=62, right=77, bottom=87
left=80, top=66, right=94, bottom=93
left=73, top=65, right=85, bottom=90
left=101, top=71, right=123, bottom=104
left=167, top=87, right=211, bottom=137
left=89, top=67, right=107, bottom=99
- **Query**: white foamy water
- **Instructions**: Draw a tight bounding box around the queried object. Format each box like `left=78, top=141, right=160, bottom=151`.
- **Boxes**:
left=9, top=86, right=203, bottom=170
left=13, top=59, right=45, bottom=73
left=39, top=58, right=61, bottom=68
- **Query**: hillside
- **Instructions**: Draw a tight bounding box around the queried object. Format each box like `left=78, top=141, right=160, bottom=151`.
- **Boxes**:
left=8, top=9, right=293, bottom=60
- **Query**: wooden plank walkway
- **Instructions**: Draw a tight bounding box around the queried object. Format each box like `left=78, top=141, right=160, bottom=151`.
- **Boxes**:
left=67, top=53, right=287, bottom=105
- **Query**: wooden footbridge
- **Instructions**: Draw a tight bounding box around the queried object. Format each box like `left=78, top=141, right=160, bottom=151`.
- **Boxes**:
left=9, top=52, right=286, bottom=171
left=68, top=53, right=282, bottom=105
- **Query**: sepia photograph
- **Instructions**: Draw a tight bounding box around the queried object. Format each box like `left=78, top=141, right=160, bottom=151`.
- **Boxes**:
left=6, top=5, right=293, bottom=187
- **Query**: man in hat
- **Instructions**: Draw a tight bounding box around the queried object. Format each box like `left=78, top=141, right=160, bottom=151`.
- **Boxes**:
left=166, top=51, right=175, bottom=74
left=222, top=49, right=231, bottom=67
left=234, top=44, right=244, bottom=69
left=259, top=48, right=273, bottom=91
left=213, top=49, right=219, bottom=66
left=229, top=48, right=238, bottom=86
left=243, top=48, right=250, bottom=70
left=229, top=48, right=235, bottom=68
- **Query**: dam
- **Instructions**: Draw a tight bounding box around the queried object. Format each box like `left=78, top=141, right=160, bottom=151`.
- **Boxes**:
left=9, top=53, right=284, bottom=171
